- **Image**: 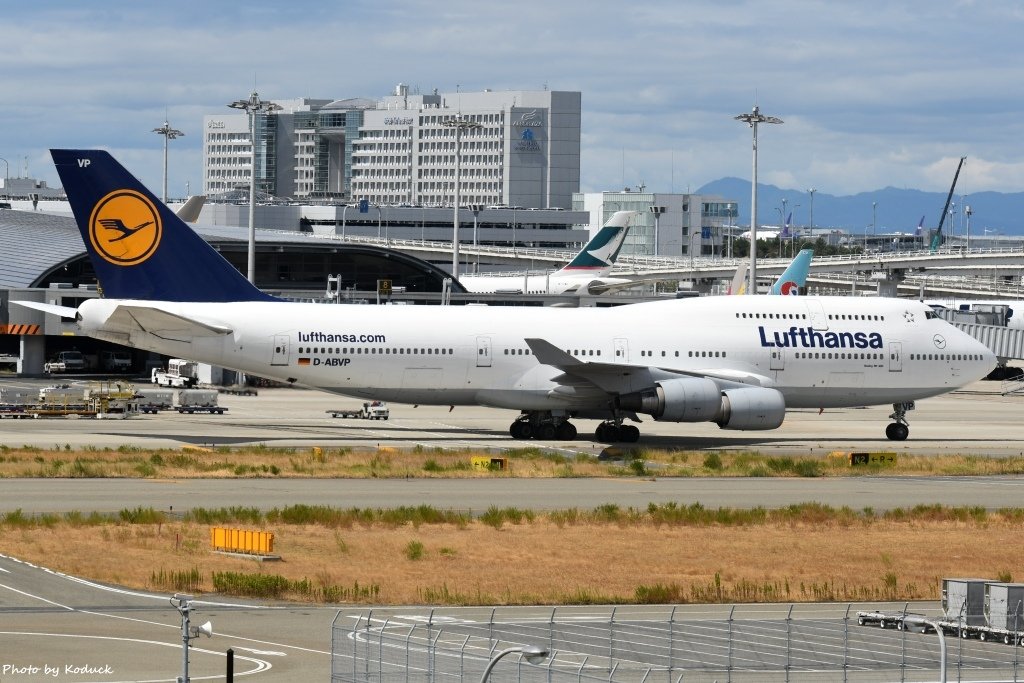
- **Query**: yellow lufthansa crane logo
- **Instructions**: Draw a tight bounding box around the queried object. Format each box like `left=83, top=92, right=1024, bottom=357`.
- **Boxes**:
left=88, top=190, right=162, bottom=266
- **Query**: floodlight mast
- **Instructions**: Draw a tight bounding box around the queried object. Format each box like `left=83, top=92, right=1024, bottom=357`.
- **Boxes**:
left=734, top=106, right=783, bottom=294
left=152, top=121, right=184, bottom=205
left=440, top=115, right=482, bottom=279
left=228, top=92, right=282, bottom=283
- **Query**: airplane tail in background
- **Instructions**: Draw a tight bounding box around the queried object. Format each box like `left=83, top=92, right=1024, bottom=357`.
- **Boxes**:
left=557, top=211, right=634, bottom=276
left=769, top=248, right=814, bottom=295
left=728, top=262, right=748, bottom=295
left=51, top=149, right=275, bottom=303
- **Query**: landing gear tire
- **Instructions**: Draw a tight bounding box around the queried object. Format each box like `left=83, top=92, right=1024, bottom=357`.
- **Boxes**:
left=510, top=420, right=531, bottom=439
left=885, top=422, right=909, bottom=441
left=620, top=425, right=640, bottom=443
left=555, top=422, right=577, bottom=440
left=538, top=423, right=557, bottom=440
left=596, top=422, right=620, bottom=443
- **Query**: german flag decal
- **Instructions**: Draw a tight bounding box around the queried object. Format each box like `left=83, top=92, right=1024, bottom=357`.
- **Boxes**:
left=297, top=358, right=311, bottom=366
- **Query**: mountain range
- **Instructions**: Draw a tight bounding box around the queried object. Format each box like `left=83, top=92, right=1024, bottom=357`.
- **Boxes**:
left=697, top=178, right=1024, bottom=236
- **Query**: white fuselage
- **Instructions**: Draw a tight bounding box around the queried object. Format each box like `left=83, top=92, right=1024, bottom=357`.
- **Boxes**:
left=76, top=295, right=995, bottom=413
left=458, top=271, right=632, bottom=296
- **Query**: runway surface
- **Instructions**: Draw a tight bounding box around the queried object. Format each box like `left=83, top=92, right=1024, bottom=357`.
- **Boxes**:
left=0, top=553, right=335, bottom=681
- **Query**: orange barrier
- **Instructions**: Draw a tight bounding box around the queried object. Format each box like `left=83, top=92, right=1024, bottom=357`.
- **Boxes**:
left=210, top=527, right=275, bottom=555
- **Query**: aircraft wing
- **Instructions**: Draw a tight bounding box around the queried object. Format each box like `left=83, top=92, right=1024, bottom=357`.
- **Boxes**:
left=525, top=338, right=773, bottom=396
left=101, top=304, right=233, bottom=342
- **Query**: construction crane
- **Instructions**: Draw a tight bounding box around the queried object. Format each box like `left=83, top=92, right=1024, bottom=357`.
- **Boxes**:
left=930, top=156, right=967, bottom=252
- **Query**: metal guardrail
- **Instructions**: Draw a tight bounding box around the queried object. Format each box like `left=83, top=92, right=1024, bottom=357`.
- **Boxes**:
left=332, top=603, right=1024, bottom=683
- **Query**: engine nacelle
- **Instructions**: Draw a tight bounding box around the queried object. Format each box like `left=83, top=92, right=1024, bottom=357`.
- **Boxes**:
left=618, top=377, right=722, bottom=422
left=714, top=387, right=786, bottom=430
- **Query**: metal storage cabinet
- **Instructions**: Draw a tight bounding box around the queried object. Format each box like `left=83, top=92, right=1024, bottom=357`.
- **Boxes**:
left=986, top=583, right=1024, bottom=630
left=942, top=578, right=989, bottom=626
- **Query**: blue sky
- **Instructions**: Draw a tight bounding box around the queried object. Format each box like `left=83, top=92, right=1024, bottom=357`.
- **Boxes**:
left=2, top=0, right=1022, bottom=217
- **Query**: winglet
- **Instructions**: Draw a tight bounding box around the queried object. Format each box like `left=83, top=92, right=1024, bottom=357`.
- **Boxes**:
left=50, top=149, right=276, bottom=303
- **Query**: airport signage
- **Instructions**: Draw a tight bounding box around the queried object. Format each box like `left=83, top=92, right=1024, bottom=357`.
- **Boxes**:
left=514, top=109, right=543, bottom=128
left=384, top=117, right=414, bottom=126
left=207, top=120, right=226, bottom=129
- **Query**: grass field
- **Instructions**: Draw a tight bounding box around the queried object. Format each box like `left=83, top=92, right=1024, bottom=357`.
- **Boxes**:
left=2, top=444, right=1024, bottom=479
left=2, top=445, right=1019, bottom=606
left=1, top=502, right=1016, bottom=606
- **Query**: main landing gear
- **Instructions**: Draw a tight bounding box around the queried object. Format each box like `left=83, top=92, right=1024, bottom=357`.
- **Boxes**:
left=509, top=412, right=578, bottom=441
left=885, top=402, right=914, bottom=441
left=595, top=420, right=640, bottom=444
left=508, top=411, right=642, bottom=443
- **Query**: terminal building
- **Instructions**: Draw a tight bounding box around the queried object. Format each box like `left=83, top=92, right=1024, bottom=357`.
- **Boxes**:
left=203, top=85, right=582, bottom=210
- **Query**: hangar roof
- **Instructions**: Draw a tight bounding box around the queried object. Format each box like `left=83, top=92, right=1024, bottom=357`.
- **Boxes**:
left=0, top=209, right=463, bottom=293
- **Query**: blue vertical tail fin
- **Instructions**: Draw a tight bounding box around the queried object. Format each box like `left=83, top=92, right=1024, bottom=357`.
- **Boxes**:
left=769, top=248, right=813, bottom=295
left=50, top=149, right=275, bottom=302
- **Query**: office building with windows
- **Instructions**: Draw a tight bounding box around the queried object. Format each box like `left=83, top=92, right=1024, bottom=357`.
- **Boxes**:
left=203, top=85, right=581, bottom=209
left=573, top=191, right=739, bottom=258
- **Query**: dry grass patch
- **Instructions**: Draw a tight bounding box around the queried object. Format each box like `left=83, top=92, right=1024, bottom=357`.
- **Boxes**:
left=1, top=506, right=1018, bottom=606
left=3, top=445, right=1024, bottom=480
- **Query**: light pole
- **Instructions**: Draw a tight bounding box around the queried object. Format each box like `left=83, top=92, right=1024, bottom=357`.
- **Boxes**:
left=152, top=120, right=184, bottom=204
left=734, top=106, right=783, bottom=294
left=872, top=201, right=877, bottom=237
left=440, top=115, right=482, bottom=279
left=171, top=594, right=213, bottom=683
left=0, top=157, right=9, bottom=184
left=808, top=188, right=815, bottom=232
left=649, top=205, right=666, bottom=256
left=900, top=615, right=946, bottom=682
left=965, top=205, right=972, bottom=252
left=479, top=645, right=549, bottom=683
left=228, top=91, right=282, bottom=284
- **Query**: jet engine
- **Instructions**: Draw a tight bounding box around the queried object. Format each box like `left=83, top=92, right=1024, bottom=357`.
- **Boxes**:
left=617, top=377, right=721, bottom=422
left=714, top=387, right=786, bottom=430
left=618, top=379, right=786, bottom=430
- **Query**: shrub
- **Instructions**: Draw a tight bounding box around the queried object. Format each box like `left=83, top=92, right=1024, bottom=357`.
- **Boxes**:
left=703, top=452, right=723, bottom=471
left=405, top=540, right=425, bottom=561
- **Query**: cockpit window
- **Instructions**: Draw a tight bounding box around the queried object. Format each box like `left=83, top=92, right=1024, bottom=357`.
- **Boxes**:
left=925, top=310, right=939, bottom=320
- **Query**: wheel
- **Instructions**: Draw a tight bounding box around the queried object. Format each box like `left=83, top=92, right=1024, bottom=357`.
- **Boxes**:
left=897, top=620, right=905, bottom=631
left=537, top=423, right=556, bottom=440
left=621, top=425, right=640, bottom=443
left=885, top=422, right=909, bottom=441
left=1004, top=634, right=1012, bottom=645
left=979, top=631, right=987, bottom=642
left=857, top=616, right=865, bottom=626
left=510, top=421, right=529, bottom=439
left=596, top=423, right=620, bottom=443
left=879, top=619, right=887, bottom=629
left=555, top=422, right=577, bottom=440
left=960, top=628, right=969, bottom=639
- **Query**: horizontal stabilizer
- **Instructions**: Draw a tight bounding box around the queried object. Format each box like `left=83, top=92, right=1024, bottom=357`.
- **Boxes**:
left=9, top=300, right=79, bottom=318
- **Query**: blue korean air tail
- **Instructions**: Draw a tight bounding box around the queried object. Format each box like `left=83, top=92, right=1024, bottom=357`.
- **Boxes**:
left=558, top=211, right=633, bottom=274
left=51, top=149, right=276, bottom=303
left=769, top=248, right=813, bottom=295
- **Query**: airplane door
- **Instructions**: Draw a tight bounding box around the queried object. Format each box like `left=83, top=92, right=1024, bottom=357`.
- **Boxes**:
left=888, top=341, right=903, bottom=372
left=270, top=334, right=289, bottom=366
left=614, top=338, right=629, bottom=362
left=476, top=336, right=492, bottom=367
left=804, top=300, right=829, bottom=330
left=770, top=346, right=785, bottom=371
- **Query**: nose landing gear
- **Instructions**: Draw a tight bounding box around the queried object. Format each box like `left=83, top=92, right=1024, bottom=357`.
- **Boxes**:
left=885, top=402, right=914, bottom=441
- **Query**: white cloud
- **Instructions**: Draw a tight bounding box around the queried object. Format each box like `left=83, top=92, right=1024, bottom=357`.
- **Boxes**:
left=2, top=0, right=1023, bottom=202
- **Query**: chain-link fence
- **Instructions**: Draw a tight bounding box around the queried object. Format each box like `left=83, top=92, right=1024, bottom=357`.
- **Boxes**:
left=331, top=603, right=1024, bottom=683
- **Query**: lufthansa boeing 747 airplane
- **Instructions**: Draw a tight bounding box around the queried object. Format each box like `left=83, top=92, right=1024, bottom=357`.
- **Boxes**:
left=22, top=150, right=996, bottom=443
